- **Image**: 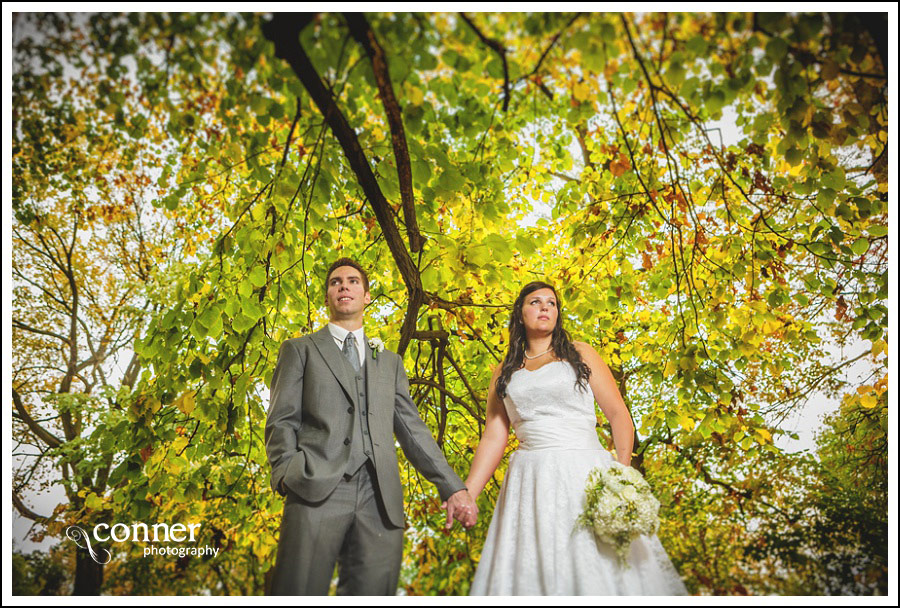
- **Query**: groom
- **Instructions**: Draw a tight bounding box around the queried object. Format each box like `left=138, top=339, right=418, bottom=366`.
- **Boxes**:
left=265, top=258, right=477, bottom=595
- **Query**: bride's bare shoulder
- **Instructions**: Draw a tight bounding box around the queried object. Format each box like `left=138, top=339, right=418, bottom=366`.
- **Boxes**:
left=573, top=341, right=606, bottom=367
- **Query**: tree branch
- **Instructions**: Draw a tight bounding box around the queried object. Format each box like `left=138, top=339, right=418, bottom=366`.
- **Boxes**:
left=344, top=13, right=423, bottom=253
left=263, top=14, right=424, bottom=355
left=669, top=438, right=798, bottom=524
left=410, top=377, right=485, bottom=425
left=460, top=12, right=511, bottom=111
left=12, top=319, right=71, bottom=346
left=13, top=492, right=53, bottom=523
left=12, top=388, right=63, bottom=449
left=280, top=96, right=303, bottom=169
left=520, top=12, right=583, bottom=81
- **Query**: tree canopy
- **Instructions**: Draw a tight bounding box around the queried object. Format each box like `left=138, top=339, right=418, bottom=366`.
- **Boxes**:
left=11, top=11, right=888, bottom=595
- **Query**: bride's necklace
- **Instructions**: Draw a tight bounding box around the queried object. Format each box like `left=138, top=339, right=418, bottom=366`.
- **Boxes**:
left=524, top=347, right=553, bottom=360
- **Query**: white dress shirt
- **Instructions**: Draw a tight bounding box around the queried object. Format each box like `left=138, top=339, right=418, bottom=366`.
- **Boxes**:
left=328, top=323, right=366, bottom=369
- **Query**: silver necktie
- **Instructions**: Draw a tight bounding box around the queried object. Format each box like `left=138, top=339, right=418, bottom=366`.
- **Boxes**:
left=342, top=332, right=361, bottom=372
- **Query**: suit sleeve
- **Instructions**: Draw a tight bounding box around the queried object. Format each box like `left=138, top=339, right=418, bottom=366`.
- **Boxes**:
left=265, top=339, right=305, bottom=495
left=392, top=355, right=467, bottom=501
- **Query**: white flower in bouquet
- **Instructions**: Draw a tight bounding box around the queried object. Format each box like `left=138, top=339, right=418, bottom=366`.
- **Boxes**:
left=622, top=466, right=644, bottom=483
left=598, top=493, right=621, bottom=513
left=577, top=464, right=661, bottom=567
left=605, top=479, right=624, bottom=494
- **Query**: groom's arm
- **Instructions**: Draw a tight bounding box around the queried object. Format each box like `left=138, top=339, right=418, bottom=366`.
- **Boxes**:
left=390, top=355, right=468, bottom=502
left=265, top=338, right=305, bottom=496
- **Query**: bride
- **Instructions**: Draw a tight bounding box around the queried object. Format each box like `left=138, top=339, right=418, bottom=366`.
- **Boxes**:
left=465, top=281, right=688, bottom=595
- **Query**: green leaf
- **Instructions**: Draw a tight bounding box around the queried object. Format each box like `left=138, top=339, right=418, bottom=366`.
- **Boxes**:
left=816, top=188, right=836, bottom=205
left=784, top=147, right=803, bottom=166
left=238, top=278, right=253, bottom=299
left=84, top=492, right=103, bottom=510
left=706, top=89, right=726, bottom=114
left=686, top=36, right=708, bottom=56
left=821, top=168, right=846, bottom=190
left=484, top=234, right=512, bottom=263
left=765, top=37, right=788, bottom=61
left=599, top=22, right=616, bottom=42
left=850, top=238, right=870, bottom=255
left=250, top=95, right=269, bottom=116
left=249, top=266, right=267, bottom=288
left=665, top=63, right=686, bottom=87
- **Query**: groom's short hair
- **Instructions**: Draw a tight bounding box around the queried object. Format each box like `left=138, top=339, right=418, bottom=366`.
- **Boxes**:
left=325, top=257, right=370, bottom=292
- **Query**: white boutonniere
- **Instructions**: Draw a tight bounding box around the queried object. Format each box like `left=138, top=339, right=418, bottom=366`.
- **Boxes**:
left=368, top=337, right=385, bottom=359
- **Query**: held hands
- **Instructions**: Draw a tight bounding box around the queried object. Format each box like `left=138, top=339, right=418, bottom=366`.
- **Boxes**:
left=441, top=489, right=478, bottom=530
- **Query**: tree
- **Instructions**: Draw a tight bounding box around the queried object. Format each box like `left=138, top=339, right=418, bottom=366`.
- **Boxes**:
left=11, top=546, right=71, bottom=595
left=12, top=12, right=212, bottom=594
left=12, top=11, right=887, bottom=595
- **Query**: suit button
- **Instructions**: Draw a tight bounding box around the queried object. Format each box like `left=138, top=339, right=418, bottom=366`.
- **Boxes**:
left=359, top=392, right=364, bottom=397
left=347, top=407, right=353, bottom=414
left=363, top=430, right=368, bottom=435
left=361, top=410, right=367, bottom=415
left=356, top=375, right=362, bottom=381
left=344, top=438, right=351, bottom=446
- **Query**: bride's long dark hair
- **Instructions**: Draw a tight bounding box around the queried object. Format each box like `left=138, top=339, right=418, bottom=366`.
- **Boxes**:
left=495, top=281, right=592, bottom=399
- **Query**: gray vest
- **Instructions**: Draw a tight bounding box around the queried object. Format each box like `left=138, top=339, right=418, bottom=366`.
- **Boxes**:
left=345, top=355, right=375, bottom=475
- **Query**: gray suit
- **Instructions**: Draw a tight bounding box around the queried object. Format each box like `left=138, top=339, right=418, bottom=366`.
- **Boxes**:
left=265, top=326, right=465, bottom=594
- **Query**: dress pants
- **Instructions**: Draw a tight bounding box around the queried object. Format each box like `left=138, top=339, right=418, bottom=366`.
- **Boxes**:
left=269, top=460, right=405, bottom=595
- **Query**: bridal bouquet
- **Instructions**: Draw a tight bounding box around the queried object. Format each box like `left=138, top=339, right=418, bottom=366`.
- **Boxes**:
left=577, top=464, right=660, bottom=566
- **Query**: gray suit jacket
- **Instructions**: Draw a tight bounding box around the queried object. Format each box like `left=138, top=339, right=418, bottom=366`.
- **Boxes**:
left=265, top=326, right=465, bottom=528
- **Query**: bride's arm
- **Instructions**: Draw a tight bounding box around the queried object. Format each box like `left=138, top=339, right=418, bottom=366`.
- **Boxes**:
left=464, top=365, right=511, bottom=500
left=575, top=342, right=635, bottom=466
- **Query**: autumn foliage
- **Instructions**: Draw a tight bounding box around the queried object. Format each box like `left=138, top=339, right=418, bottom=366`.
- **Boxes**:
left=12, top=12, right=887, bottom=595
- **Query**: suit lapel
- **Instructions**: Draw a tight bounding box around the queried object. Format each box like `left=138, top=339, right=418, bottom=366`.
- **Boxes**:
left=311, top=327, right=358, bottom=408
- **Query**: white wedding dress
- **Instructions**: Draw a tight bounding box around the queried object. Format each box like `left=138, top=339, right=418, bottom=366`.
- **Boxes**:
left=469, top=360, right=688, bottom=595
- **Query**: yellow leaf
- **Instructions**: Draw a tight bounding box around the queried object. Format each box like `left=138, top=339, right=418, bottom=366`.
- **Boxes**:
left=407, top=85, right=424, bottom=106
left=859, top=394, right=877, bottom=409
left=761, top=320, right=779, bottom=334
left=172, top=436, right=189, bottom=453
left=85, top=493, right=103, bottom=510
left=165, top=454, right=185, bottom=474
left=756, top=428, right=772, bottom=443
left=572, top=81, right=591, bottom=102
left=177, top=391, right=196, bottom=415
left=663, top=360, right=677, bottom=377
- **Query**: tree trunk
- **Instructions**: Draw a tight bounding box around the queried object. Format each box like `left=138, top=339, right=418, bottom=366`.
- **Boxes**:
left=73, top=550, right=103, bottom=595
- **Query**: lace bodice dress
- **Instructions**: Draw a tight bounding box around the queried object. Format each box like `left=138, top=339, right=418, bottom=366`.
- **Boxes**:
left=469, top=361, right=688, bottom=595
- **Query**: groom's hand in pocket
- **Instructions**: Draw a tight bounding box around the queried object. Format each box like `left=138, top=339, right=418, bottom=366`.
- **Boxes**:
left=442, top=489, right=478, bottom=530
